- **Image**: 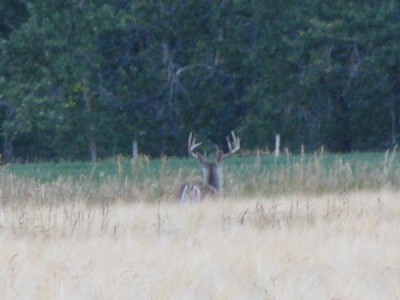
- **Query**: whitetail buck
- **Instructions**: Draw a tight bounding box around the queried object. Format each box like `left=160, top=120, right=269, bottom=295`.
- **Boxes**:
left=178, top=131, right=240, bottom=203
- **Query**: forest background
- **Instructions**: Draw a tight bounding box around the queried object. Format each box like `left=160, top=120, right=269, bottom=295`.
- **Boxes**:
left=0, top=1, right=399, bottom=162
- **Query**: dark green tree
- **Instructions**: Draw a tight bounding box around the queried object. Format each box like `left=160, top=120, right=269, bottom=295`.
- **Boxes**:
left=1, top=0, right=400, bottom=160
left=1, top=0, right=127, bottom=160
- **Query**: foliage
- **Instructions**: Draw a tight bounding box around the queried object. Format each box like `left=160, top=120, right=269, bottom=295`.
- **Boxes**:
left=0, top=1, right=399, bottom=161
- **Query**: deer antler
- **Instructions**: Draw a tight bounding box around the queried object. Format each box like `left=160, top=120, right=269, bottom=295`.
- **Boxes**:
left=222, top=131, right=240, bottom=160
left=188, top=132, right=203, bottom=160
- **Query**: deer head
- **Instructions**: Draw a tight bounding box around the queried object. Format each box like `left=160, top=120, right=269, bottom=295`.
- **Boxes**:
left=187, top=131, right=240, bottom=191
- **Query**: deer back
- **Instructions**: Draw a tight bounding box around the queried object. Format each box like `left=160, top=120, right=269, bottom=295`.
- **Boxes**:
left=178, top=180, right=217, bottom=204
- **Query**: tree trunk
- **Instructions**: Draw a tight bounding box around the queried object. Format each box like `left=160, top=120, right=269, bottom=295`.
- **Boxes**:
left=83, top=91, right=97, bottom=162
left=2, top=135, right=15, bottom=162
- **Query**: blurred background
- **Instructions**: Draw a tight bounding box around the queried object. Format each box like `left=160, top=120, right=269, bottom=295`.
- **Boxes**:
left=0, top=1, right=399, bottom=161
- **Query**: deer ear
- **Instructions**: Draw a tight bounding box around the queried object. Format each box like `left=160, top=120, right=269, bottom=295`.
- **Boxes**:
left=215, top=150, right=224, bottom=162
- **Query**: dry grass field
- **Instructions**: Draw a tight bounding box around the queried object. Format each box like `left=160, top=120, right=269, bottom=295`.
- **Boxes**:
left=1, top=181, right=400, bottom=299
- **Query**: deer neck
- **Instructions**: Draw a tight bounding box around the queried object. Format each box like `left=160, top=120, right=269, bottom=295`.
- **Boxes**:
left=202, top=162, right=223, bottom=191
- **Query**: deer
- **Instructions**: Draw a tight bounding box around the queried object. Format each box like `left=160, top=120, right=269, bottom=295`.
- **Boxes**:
left=178, top=131, right=240, bottom=204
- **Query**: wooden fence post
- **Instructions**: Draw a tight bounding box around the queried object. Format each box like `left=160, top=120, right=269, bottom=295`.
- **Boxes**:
left=274, top=134, right=280, bottom=157
left=132, top=140, right=138, bottom=159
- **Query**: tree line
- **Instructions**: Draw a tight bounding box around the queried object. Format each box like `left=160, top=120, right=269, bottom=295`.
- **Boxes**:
left=0, top=0, right=399, bottom=161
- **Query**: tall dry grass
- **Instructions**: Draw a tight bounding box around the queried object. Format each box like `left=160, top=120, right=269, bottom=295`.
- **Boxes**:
left=0, top=169, right=400, bottom=299
left=5, top=150, right=400, bottom=202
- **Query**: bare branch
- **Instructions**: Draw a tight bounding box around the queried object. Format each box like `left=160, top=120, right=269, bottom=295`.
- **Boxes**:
left=176, top=64, right=213, bottom=77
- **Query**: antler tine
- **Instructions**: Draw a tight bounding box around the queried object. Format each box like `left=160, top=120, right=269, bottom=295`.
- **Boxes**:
left=188, top=132, right=202, bottom=159
left=222, top=131, right=240, bottom=159
left=229, top=131, right=240, bottom=152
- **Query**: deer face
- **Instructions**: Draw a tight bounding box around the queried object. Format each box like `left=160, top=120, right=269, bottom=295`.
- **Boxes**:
left=201, top=160, right=224, bottom=191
